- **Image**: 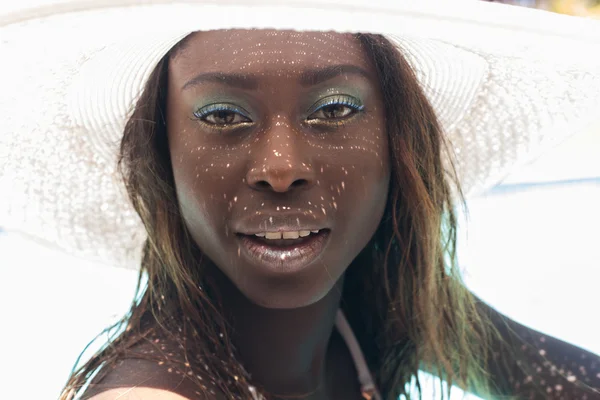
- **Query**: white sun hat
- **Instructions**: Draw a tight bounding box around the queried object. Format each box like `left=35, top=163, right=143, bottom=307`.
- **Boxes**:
left=1, top=0, right=599, bottom=271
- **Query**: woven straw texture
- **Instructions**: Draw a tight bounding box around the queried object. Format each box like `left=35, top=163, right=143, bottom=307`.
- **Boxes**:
left=1, top=0, right=599, bottom=269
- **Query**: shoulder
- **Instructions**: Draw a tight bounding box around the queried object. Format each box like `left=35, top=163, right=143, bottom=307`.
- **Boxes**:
left=81, top=354, right=226, bottom=400
left=86, top=387, right=201, bottom=400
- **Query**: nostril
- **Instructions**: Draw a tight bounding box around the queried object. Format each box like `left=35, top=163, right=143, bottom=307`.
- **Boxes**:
left=291, top=179, right=308, bottom=188
left=255, top=181, right=271, bottom=190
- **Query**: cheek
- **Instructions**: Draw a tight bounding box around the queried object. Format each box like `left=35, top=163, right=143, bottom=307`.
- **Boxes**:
left=320, top=124, right=390, bottom=233
left=170, top=141, right=245, bottom=247
left=332, top=157, right=389, bottom=221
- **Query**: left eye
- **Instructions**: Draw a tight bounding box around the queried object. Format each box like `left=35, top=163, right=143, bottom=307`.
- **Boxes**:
left=309, top=104, right=355, bottom=120
left=307, top=95, right=364, bottom=122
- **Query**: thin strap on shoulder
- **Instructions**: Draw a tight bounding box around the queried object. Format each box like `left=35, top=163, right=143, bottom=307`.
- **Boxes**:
left=335, top=310, right=383, bottom=400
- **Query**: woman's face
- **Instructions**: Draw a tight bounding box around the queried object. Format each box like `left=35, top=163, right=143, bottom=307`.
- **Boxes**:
left=167, top=30, right=390, bottom=309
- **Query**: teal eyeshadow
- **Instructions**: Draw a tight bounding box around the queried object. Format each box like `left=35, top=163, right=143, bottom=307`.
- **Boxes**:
left=304, top=86, right=366, bottom=111
left=192, top=86, right=367, bottom=116
left=192, top=94, right=254, bottom=114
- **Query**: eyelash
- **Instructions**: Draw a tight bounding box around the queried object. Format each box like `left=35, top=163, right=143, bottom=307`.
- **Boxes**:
left=191, top=95, right=364, bottom=131
left=192, top=103, right=252, bottom=130
left=306, top=95, right=365, bottom=126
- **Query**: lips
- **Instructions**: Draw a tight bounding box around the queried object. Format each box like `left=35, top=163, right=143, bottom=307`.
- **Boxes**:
left=232, top=211, right=331, bottom=274
left=236, top=229, right=331, bottom=274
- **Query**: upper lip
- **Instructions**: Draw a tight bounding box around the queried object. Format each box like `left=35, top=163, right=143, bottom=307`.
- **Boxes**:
left=233, top=212, right=330, bottom=235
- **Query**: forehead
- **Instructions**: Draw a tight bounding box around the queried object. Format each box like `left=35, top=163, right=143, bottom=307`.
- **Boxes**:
left=170, top=29, right=371, bottom=75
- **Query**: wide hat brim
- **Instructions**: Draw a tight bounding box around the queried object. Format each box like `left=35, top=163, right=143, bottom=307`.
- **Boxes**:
left=1, top=0, right=599, bottom=270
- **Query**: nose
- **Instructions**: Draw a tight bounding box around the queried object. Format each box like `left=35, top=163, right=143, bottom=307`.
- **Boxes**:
left=246, top=125, right=315, bottom=193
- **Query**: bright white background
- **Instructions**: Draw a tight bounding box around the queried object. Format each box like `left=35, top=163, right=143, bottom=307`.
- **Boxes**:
left=1, top=123, right=598, bottom=400
left=0, top=0, right=598, bottom=397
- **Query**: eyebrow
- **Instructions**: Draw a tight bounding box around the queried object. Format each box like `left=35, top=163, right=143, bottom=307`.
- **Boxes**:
left=181, top=64, right=372, bottom=92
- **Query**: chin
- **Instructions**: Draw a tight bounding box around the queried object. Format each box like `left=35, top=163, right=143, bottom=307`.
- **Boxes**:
left=233, top=266, right=342, bottom=310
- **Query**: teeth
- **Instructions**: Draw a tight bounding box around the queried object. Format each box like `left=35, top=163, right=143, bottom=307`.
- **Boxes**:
left=265, top=232, right=282, bottom=239
left=255, top=229, right=320, bottom=240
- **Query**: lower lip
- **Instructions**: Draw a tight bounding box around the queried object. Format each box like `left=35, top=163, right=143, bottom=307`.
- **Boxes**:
left=238, top=230, right=330, bottom=274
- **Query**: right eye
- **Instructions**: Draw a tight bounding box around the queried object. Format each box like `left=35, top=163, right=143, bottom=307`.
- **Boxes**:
left=192, top=104, right=252, bottom=129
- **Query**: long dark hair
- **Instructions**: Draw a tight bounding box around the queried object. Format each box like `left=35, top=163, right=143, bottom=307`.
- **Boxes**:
left=60, top=32, right=505, bottom=400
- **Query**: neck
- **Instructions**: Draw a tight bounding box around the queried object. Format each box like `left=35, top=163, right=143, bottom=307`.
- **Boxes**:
left=211, top=268, right=344, bottom=399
